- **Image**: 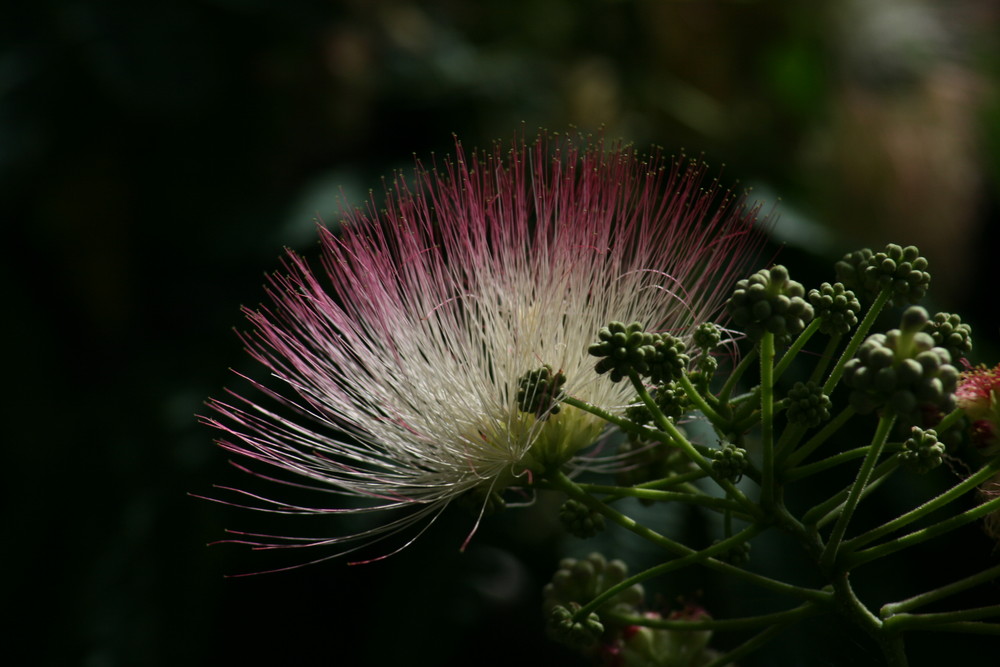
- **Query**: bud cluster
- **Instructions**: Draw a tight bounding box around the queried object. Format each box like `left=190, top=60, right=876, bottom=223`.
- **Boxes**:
left=786, top=381, right=832, bottom=427
left=808, top=282, right=861, bottom=335
left=548, top=603, right=604, bottom=649
left=726, top=265, right=814, bottom=344
left=543, top=553, right=644, bottom=614
left=835, top=243, right=930, bottom=306
left=589, top=322, right=689, bottom=384
left=711, top=443, right=749, bottom=482
left=843, top=307, right=958, bottom=418
left=516, top=364, right=567, bottom=418
left=899, top=426, right=945, bottom=473
left=559, top=499, right=606, bottom=538
left=927, top=312, right=972, bottom=364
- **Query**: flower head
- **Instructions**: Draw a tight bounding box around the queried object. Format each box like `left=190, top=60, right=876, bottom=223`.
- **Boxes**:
left=203, top=132, right=762, bottom=567
left=957, top=362, right=1000, bottom=452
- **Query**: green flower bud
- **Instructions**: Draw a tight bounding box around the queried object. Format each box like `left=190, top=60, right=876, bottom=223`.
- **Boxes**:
left=808, top=282, right=861, bottom=335
left=589, top=321, right=656, bottom=383
left=786, top=381, right=832, bottom=427
left=836, top=244, right=930, bottom=306
left=693, top=322, right=722, bottom=352
left=646, top=333, right=690, bottom=385
left=559, top=499, right=606, bottom=538
left=843, top=307, right=957, bottom=420
left=711, top=443, right=749, bottom=482
left=548, top=603, right=604, bottom=649
left=516, top=365, right=567, bottom=418
left=900, top=426, right=945, bottom=473
left=926, top=312, right=973, bottom=364
left=543, top=553, right=645, bottom=616
left=712, top=538, right=752, bottom=567
left=726, top=265, right=814, bottom=345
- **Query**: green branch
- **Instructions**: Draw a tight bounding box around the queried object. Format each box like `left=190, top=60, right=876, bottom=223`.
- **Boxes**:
left=882, top=562, right=1000, bottom=616
left=718, top=347, right=758, bottom=404
left=608, top=601, right=821, bottom=632
left=774, top=318, right=821, bottom=380
left=844, top=456, right=1000, bottom=553
left=549, top=471, right=829, bottom=603
left=760, top=332, right=776, bottom=508
left=823, top=289, right=892, bottom=395
left=846, top=493, right=1000, bottom=569
left=782, top=405, right=856, bottom=469
left=820, top=412, right=896, bottom=571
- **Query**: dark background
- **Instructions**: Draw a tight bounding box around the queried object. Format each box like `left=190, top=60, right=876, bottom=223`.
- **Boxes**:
left=4, top=1, right=1000, bottom=665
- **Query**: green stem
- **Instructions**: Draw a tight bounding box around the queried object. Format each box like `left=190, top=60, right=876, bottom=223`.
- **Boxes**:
left=933, top=406, right=967, bottom=435
left=572, top=525, right=760, bottom=620
left=919, top=622, right=1000, bottom=635
left=846, top=493, right=1000, bottom=569
left=813, top=457, right=899, bottom=529
left=774, top=318, right=821, bottom=380
left=885, top=605, right=1000, bottom=631
left=760, top=332, right=776, bottom=508
left=574, top=482, right=749, bottom=516
left=809, top=333, right=843, bottom=385
left=783, top=405, right=856, bottom=468
left=843, top=456, right=1000, bottom=552
left=718, top=348, right=758, bottom=404
left=785, top=444, right=900, bottom=484
left=561, top=395, right=649, bottom=438
left=549, top=471, right=829, bottom=603
left=703, top=622, right=792, bottom=667
left=823, top=289, right=892, bottom=395
left=774, top=422, right=809, bottom=460
left=820, top=412, right=896, bottom=571
left=677, top=371, right=726, bottom=428
left=628, top=370, right=759, bottom=516
left=608, top=601, right=821, bottom=632
left=882, top=562, right=1000, bottom=616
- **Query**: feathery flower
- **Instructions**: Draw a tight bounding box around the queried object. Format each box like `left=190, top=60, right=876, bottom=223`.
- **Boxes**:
left=957, top=362, right=1000, bottom=452
left=203, top=132, right=763, bottom=567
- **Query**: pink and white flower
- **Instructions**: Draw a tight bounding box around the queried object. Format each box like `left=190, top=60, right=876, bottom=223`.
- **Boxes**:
left=203, top=132, right=763, bottom=566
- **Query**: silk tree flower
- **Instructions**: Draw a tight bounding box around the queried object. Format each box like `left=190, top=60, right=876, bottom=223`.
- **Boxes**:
left=957, top=362, right=1000, bottom=452
left=203, top=132, right=763, bottom=566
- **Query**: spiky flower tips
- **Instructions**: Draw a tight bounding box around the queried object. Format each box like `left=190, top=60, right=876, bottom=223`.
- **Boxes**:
left=202, top=132, right=763, bottom=567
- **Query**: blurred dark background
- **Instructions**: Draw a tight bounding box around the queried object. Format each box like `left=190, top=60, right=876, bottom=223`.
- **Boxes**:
left=4, top=0, right=1000, bottom=665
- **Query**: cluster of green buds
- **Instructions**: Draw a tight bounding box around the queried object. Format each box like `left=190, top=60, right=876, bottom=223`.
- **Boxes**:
left=516, top=364, right=567, bottom=418
left=786, top=381, right=833, bottom=427
left=543, top=553, right=644, bottom=649
left=559, top=499, right=606, bottom=539
left=808, top=282, right=861, bottom=335
left=843, top=307, right=958, bottom=419
left=726, top=265, right=814, bottom=344
left=835, top=243, right=930, bottom=305
left=926, top=312, right=973, bottom=364
left=588, top=322, right=689, bottom=384
left=689, top=322, right=722, bottom=392
left=710, top=443, right=749, bottom=482
left=625, top=384, right=691, bottom=426
left=899, top=426, right=945, bottom=473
